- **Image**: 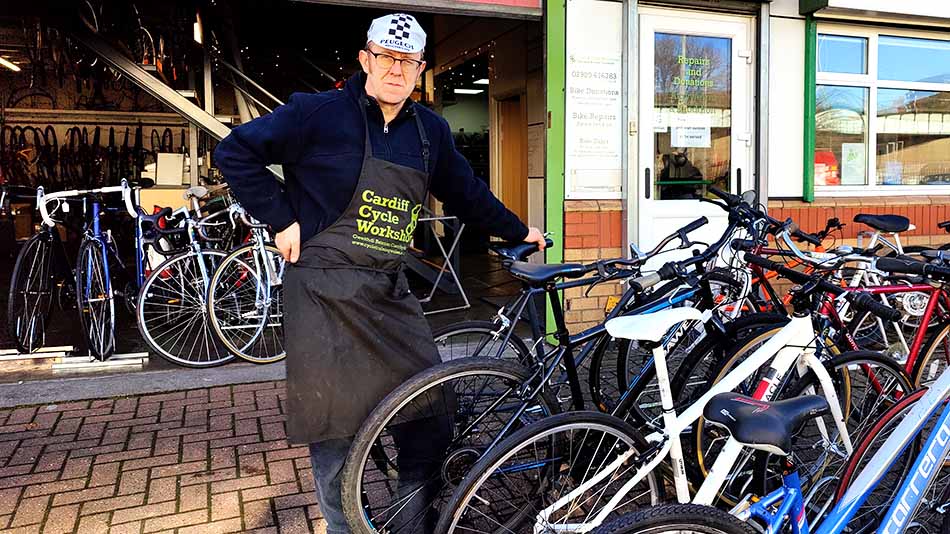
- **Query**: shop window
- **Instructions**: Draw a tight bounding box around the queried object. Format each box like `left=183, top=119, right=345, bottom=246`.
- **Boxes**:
left=879, top=36, right=950, bottom=84
left=818, top=34, right=867, bottom=75
left=815, top=27, right=950, bottom=194
left=815, top=86, right=868, bottom=186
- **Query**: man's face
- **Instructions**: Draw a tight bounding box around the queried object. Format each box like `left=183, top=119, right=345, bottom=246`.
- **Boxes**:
left=358, top=43, right=425, bottom=106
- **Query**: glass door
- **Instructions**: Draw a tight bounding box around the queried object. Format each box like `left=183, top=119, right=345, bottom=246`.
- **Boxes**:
left=637, top=9, right=754, bottom=252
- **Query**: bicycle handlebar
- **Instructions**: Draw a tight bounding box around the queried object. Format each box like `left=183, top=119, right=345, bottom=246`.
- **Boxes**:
left=37, top=181, right=139, bottom=227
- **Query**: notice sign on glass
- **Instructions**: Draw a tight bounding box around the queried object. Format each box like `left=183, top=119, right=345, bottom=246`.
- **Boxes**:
left=565, top=0, right=624, bottom=199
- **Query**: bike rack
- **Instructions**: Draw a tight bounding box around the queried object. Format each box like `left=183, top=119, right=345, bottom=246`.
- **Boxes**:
left=0, top=346, right=75, bottom=361
left=53, top=352, right=149, bottom=371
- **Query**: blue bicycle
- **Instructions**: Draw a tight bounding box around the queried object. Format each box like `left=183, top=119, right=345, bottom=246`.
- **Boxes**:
left=589, top=254, right=950, bottom=534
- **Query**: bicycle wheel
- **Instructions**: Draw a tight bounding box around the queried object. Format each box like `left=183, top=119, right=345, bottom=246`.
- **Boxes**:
left=435, top=411, right=662, bottom=534
left=913, top=321, right=950, bottom=387
left=75, top=238, right=115, bottom=359
left=591, top=504, right=756, bottom=534
left=341, top=358, right=559, bottom=534
left=432, top=320, right=533, bottom=363
left=208, top=244, right=285, bottom=364
left=136, top=249, right=233, bottom=367
left=7, top=231, right=55, bottom=353
left=832, top=388, right=929, bottom=534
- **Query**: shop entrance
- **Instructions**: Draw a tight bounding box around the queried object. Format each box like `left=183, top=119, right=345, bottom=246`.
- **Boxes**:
left=636, top=8, right=755, bottom=250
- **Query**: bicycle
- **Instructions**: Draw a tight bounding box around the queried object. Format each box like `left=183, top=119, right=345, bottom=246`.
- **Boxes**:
left=433, top=244, right=906, bottom=534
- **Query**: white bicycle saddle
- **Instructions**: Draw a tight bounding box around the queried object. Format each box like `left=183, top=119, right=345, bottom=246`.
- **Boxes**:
left=605, top=307, right=705, bottom=342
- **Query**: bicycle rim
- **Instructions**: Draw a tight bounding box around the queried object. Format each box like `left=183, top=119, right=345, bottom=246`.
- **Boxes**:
left=137, top=250, right=234, bottom=367
left=208, top=244, right=285, bottom=363
left=7, top=232, right=54, bottom=353
left=76, top=239, right=115, bottom=359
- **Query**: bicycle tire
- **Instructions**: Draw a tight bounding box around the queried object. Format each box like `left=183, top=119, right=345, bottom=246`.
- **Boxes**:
left=432, top=320, right=533, bottom=364
left=136, top=249, right=234, bottom=367
left=434, top=411, right=662, bottom=534
left=341, top=358, right=560, bottom=534
left=591, top=504, right=756, bottom=534
left=7, top=231, right=55, bottom=353
left=912, top=320, right=950, bottom=387
left=207, top=243, right=285, bottom=364
left=75, top=238, right=116, bottom=359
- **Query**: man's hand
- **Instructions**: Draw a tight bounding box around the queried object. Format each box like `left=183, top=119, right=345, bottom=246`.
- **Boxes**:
left=276, top=222, right=301, bottom=263
left=523, top=227, right=546, bottom=251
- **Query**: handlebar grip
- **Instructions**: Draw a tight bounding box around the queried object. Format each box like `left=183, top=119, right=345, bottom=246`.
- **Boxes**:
left=36, top=187, right=55, bottom=228
left=682, top=216, right=708, bottom=235
left=876, top=257, right=927, bottom=276
left=121, top=180, right=137, bottom=219
left=793, top=228, right=822, bottom=247
left=630, top=273, right=662, bottom=293
left=848, top=292, right=903, bottom=323
left=730, top=238, right=757, bottom=252
left=708, top=186, right=739, bottom=206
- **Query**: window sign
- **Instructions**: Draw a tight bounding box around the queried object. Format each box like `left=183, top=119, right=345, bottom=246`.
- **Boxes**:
left=565, top=0, right=624, bottom=199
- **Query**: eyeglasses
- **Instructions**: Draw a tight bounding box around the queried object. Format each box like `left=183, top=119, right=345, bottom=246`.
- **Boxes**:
left=364, top=49, right=424, bottom=73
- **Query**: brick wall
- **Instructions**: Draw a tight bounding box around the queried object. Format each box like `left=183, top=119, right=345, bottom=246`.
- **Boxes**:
left=769, top=197, right=950, bottom=248
left=562, top=200, right=624, bottom=332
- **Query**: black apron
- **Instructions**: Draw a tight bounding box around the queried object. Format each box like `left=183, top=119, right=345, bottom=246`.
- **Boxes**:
left=283, top=99, right=440, bottom=444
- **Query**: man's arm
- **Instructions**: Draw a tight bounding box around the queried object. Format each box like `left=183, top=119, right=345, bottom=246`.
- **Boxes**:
left=214, top=94, right=304, bottom=234
left=430, top=118, right=539, bottom=244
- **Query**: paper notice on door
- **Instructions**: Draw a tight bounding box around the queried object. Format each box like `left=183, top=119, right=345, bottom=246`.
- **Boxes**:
left=840, top=143, right=865, bottom=185
left=671, top=127, right=711, bottom=148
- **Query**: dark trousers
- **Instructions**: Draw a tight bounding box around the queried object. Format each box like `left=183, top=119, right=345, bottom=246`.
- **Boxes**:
left=308, top=416, right=453, bottom=534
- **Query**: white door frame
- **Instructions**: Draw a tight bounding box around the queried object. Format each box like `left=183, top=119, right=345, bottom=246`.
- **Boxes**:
left=625, top=6, right=756, bottom=254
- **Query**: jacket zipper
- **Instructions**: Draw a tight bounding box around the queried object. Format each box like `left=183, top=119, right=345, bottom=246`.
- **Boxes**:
left=384, top=124, right=389, bottom=134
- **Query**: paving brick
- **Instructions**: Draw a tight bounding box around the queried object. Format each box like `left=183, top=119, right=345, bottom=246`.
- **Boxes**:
left=8, top=446, right=42, bottom=466
left=209, top=415, right=232, bottom=432
left=211, top=435, right=262, bottom=449
left=236, top=408, right=282, bottom=421
left=182, top=441, right=207, bottom=462
left=313, top=518, right=328, bottom=534
left=246, top=528, right=279, bottom=534
left=88, top=462, right=121, bottom=487
left=210, top=491, right=240, bottom=521
left=90, top=399, right=114, bottom=409
left=53, top=417, right=82, bottom=435
left=0, top=487, right=23, bottom=515
left=7, top=407, right=37, bottom=426
left=124, top=454, right=179, bottom=472
left=183, top=430, right=233, bottom=444
left=52, top=485, right=115, bottom=506
left=80, top=492, right=145, bottom=515
left=11, top=494, right=50, bottom=527
left=41, top=504, right=79, bottom=534
left=136, top=402, right=162, bottom=418
left=306, top=504, right=322, bottom=519
left=3, top=524, right=41, bottom=534
left=210, top=448, right=236, bottom=470
left=31, top=412, right=60, bottom=430
left=265, top=447, right=311, bottom=463
left=127, top=431, right=155, bottom=451
left=151, top=459, right=207, bottom=479
left=77, top=422, right=106, bottom=441
left=268, top=460, right=297, bottom=484
left=0, top=471, right=58, bottom=490
left=274, top=492, right=318, bottom=510
left=142, top=509, right=208, bottom=532
left=159, top=407, right=184, bottom=424
left=107, top=416, right=160, bottom=429
left=262, top=422, right=286, bottom=442
left=31, top=450, right=67, bottom=473
left=294, top=458, right=310, bottom=470
left=178, top=517, right=243, bottom=534
left=69, top=442, right=123, bottom=458
left=84, top=413, right=140, bottom=425
left=256, top=395, right=279, bottom=411
left=211, top=474, right=267, bottom=494
left=129, top=421, right=184, bottom=434
left=21, top=477, right=86, bottom=498
left=118, top=469, right=149, bottom=496
left=113, top=398, right=139, bottom=413
left=100, top=426, right=132, bottom=445
left=276, top=507, right=309, bottom=534
left=152, top=436, right=180, bottom=457
left=182, top=468, right=237, bottom=486
left=162, top=397, right=211, bottom=411
left=45, top=438, right=101, bottom=454
left=140, top=391, right=187, bottom=403
left=179, top=483, right=207, bottom=512
left=261, top=414, right=288, bottom=425
left=75, top=512, right=110, bottom=534
left=243, top=499, right=275, bottom=529
left=61, top=407, right=112, bottom=419
left=60, top=456, right=93, bottom=480
left=147, top=476, right=178, bottom=503
left=240, top=453, right=266, bottom=477
left=242, top=481, right=300, bottom=502
left=0, top=514, right=8, bottom=530
left=111, top=500, right=176, bottom=525
left=209, top=387, right=231, bottom=403
left=239, top=441, right=287, bottom=455
left=108, top=521, right=144, bottom=534
left=0, top=464, right=33, bottom=478
left=156, top=426, right=207, bottom=439
left=43, top=402, right=90, bottom=413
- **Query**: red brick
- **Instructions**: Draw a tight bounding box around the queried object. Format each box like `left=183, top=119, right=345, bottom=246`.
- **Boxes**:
left=80, top=492, right=145, bottom=515
left=3, top=524, right=40, bottom=534
left=238, top=441, right=286, bottom=456
left=153, top=436, right=180, bottom=457
left=7, top=407, right=37, bottom=426
left=44, top=402, right=90, bottom=413
left=40, top=504, right=78, bottom=534
left=243, top=500, right=275, bottom=529
left=114, top=398, right=139, bottom=413
left=0, top=487, right=23, bottom=515
left=147, top=476, right=178, bottom=503
left=107, top=416, right=159, bottom=429
left=307, top=505, right=322, bottom=519
left=210, top=491, right=240, bottom=520
left=22, top=477, right=86, bottom=498
left=0, top=471, right=58, bottom=490
left=236, top=408, right=282, bottom=421
left=582, top=236, right=600, bottom=248
left=52, top=485, right=115, bottom=506
left=179, top=483, right=208, bottom=512
left=234, top=418, right=259, bottom=436
left=151, top=460, right=207, bottom=480
left=182, top=441, right=207, bottom=463
left=181, top=468, right=237, bottom=486
left=264, top=448, right=310, bottom=463
left=294, top=458, right=310, bottom=470
left=0, top=464, right=32, bottom=477
left=209, top=415, right=231, bottom=432
left=123, top=454, right=179, bottom=472
left=211, top=475, right=267, bottom=494
left=70, top=443, right=124, bottom=458
left=245, top=528, right=278, bottom=534
left=209, top=387, right=231, bottom=403
left=83, top=413, right=139, bottom=425
left=11, top=494, right=50, bottom=527
left=74, top=512, right=110, bottom=534
left=129, top=421, right=184, bottom=434
left=242, top=481, right=299, bottom=502
left=45, top=438, right=101, bottom=454
left=240, top=453, right=266, bottom=477
left=32, top=450, right=68, bottom=472
left=139, top=391, right=187, bottom=403
left=118, top=469, right=149, bottom=496
left=276, top=507, right=309, bottom=534
left=234, top=382, right=275, bottom=393
left=89, top=462, right=121, bottom=487
left=210, top=435, right=261, bottom=449
left=136, top=402, right=162, bottom=418
left=261, top=414, right=287, bottom=425
left=210, top=448, right=236, bottom=470
left=183, top=430, right=232, bottom=444
left=298, top=469, right=315, bottom=493
left=159, top=407, right=184, bottom=423
left=274, top=492, right=318, bottom=510
left=162, top=397, right=212, bottom=410
left=261, top=423, right=285, bottom=442
left=208, top=404, right=260, bottom=418
left=107, top=521, right=144, bottom=534
left=8, top=446, right=42, bottom=466
left=268, top=460, right=296, bottom=484
left=143, top=509, right=208, bottom=532
left=111, top=500, right=176, bottom=524
left=565, top=212, right=583, bottom=225
left=178, top=517, right=243, bottom=534
left=100, top=426, right=131, bottom=446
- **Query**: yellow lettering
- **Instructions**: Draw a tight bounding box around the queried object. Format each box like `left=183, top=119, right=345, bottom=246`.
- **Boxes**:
left=358, top=205, right=372, bottom=218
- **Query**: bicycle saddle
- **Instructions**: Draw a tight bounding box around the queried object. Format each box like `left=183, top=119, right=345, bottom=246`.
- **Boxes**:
left=703, top=393, right=830, bottom=456
left=507, top=261, right=588, bottom=285
left=489, top=238, right=554, bottom=263
left=854, top=214, right=910, bottom=234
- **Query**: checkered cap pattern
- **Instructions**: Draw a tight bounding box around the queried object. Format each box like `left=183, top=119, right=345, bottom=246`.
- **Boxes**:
left=368, top=13, right=426, bottom=53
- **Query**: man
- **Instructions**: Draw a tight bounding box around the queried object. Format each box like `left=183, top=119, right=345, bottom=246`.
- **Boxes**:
left=214, top=13, right=545, bottom=534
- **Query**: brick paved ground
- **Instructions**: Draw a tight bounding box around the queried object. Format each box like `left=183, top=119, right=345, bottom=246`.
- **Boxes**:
left=0, top=381, right=326, bottom=533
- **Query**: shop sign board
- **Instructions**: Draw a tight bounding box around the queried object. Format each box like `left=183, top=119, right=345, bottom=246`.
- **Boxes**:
left=565, top=0, right=624, bottom=199
left=294, top=0, right=541, bottom=18
left=801, top=0, right=950, bottom=18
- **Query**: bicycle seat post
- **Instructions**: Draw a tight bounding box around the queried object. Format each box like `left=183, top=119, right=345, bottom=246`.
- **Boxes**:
left=546, top=280, right=585, bottom=411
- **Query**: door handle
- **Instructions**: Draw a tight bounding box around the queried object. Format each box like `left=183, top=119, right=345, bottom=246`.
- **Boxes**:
left=644, top=168, right=651, bottom=199
left=736, top=168, right=742, bottom=194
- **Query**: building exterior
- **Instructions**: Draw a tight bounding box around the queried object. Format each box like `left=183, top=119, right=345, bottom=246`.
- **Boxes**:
left=544, top=0, right=950, bottom=330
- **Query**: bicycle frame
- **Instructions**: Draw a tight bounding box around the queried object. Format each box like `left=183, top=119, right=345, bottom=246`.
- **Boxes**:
left=797, top=360, right=950, bottom=534
left=532, top=313, right=851, bottom=533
